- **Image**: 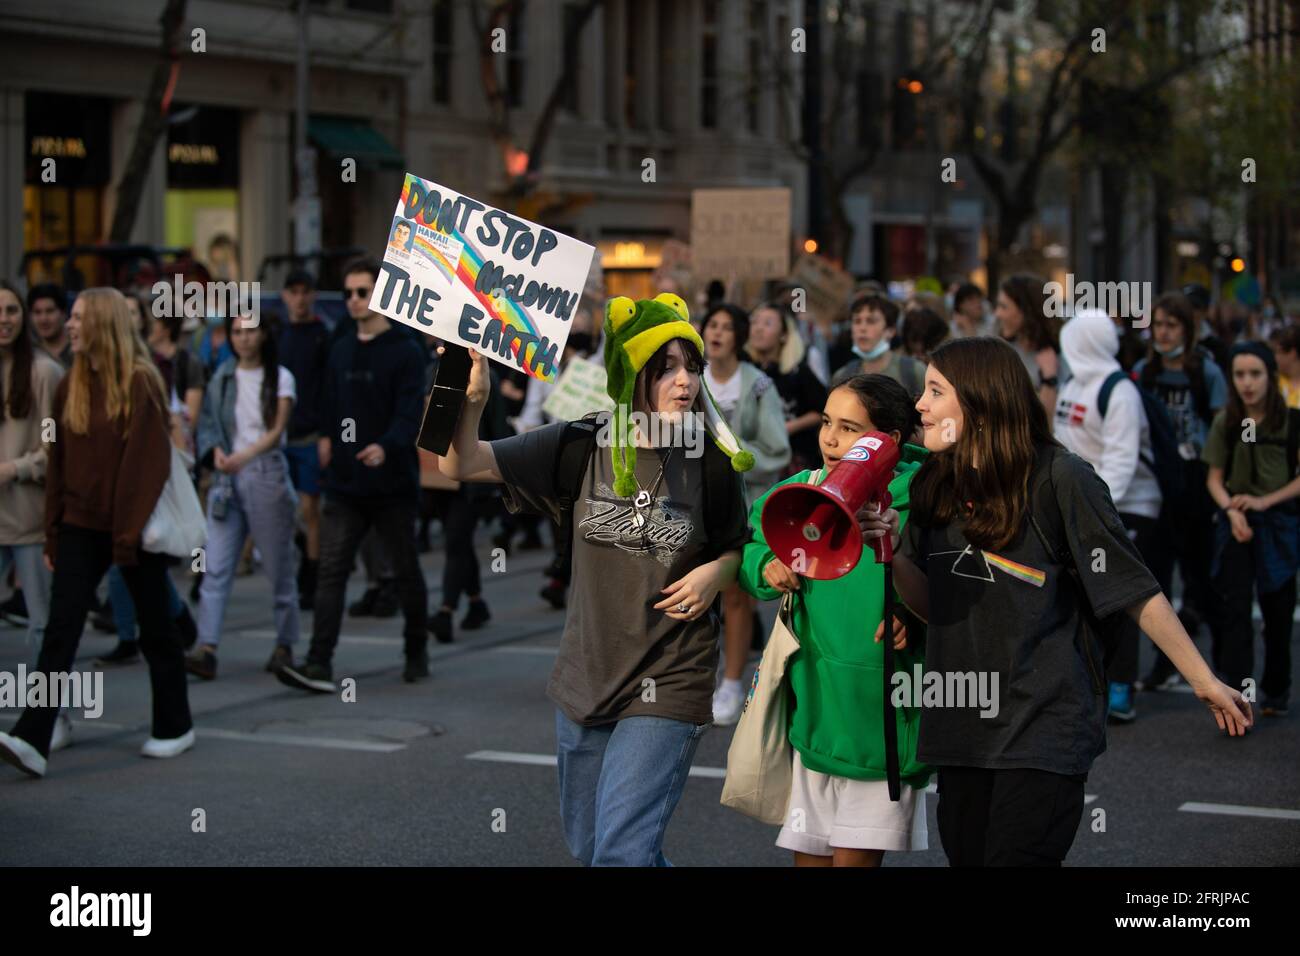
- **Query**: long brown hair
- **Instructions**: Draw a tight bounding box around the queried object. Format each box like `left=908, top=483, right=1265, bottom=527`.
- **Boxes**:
left=0, top=280, right=34, bottom=421
left=64, top=288, right=167, bottom=435
left=1000, top=274, right=1058, bottom=352
left=910, top=337, right=1059, bottom=550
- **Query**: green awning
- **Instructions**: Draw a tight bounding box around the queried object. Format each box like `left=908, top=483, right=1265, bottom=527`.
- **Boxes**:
left=308, top=117, right=405, bottom=170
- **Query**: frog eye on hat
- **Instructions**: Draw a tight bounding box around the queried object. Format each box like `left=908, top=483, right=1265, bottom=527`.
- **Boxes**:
left=653, top=292, right=690, bottom=324
left=606, top=296, right=637, bottom=332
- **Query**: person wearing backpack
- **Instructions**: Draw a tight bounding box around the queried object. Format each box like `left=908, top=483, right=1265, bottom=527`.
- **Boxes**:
left=439, top=293, right=752, bottom=866
left=1204, top=342, right=1300, bottom=717
left=1055, top=310, right=1164, bottom=723
left=1132, top=292, right=1229, bottom=690
left=862, top=336, right=1250, bottom=866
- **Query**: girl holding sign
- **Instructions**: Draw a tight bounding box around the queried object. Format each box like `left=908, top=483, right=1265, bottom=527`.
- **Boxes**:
left=440, top=293, right=753, bottom=867
left=865, top=336, right=1250, bottom=866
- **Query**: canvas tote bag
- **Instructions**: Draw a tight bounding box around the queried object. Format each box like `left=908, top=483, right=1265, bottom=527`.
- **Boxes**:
left=142, top=440, right=207, bottom=558
left=721, top=591, right=800, bottom=825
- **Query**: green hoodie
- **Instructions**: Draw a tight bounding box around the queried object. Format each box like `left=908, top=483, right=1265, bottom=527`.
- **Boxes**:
left=738, top=444, right=932, bottom=787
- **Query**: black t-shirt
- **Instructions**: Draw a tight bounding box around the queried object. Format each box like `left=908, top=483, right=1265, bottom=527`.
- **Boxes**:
left=753, top=358, right=828, bottom=466
left=278, top=318, right=331, bottom=439
left=902, top=446, right=1160, bottom=775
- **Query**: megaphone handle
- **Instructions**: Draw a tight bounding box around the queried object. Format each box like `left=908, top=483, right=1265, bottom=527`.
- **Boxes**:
left=870, top=490, right=894, bottom=564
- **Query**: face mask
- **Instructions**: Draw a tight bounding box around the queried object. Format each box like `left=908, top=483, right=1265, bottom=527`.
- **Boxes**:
left=1155, top=343, right=1184, bottom=359
left=852, top=339, right=891, bottom=362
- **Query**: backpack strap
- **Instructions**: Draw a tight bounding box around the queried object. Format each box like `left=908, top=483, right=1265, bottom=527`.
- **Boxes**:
left=1186, top=359, right=1212, bottom=425
left=549, top=413, right=603, bottom=584
left=1287, top=408, right=1300, bottom=482
left=1096, top=369, right=1130, bottom=420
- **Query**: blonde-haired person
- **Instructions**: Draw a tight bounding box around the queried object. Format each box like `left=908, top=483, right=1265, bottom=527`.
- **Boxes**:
left=0, top=288, right=194, bottom=779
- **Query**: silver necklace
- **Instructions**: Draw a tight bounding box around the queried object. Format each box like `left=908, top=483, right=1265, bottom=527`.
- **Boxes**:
left=631, top=449, right=673, bottom=529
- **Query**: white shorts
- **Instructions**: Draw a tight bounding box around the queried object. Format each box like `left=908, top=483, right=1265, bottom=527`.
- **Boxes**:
left=775, top=751, right=929, bottom=855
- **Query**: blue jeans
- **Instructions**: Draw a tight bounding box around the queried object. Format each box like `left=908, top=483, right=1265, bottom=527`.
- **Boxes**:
left=197, top=452, right=300, bottom=649
left=0, top=542, right=51, bottom=667
left=554, top=709, right=708, bottom=867
left=108, top=565, right=184, bottom=643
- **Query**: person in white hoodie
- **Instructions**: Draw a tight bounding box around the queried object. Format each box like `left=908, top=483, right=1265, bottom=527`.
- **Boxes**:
left=1055, top=308, right=1163, bottom=724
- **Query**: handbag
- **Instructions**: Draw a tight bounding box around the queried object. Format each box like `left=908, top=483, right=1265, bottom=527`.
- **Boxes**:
left=142, top=440, right=207, bottom=558
left=720, top=591, right=801, bottom=825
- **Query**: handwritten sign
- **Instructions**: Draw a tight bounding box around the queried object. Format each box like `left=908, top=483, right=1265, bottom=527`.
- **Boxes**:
left=372, top=172, right=596, bottom=382
left=789, top=253, right=855, bottom=328
left=541, top=358, right=614, bottom=422
left=690, top=188, right=791, bottom=280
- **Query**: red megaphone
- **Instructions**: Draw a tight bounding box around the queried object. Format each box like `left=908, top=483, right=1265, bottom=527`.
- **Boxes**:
left=760, top=432, right=900, bottom=580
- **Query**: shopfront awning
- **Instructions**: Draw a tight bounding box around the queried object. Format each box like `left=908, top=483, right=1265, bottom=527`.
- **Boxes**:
left=308, top=117, right=405, bottom=170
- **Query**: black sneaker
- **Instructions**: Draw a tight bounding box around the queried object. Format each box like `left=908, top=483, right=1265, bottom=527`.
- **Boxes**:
left=95, top=642, right=140, bottom=667
left=184, top=645, right=217, bottom=680
left=276, top=660, right=336, bottom=694
left=0, top=590, right=28, bottom=627
left=370, top=583, right=400, bottom=619
left=540, top=580, right=566, bottom=610
left=265, top=645, right=293, bottom=673
left=348, top=586, right=381, bottom=617
left=461, top=600, right=491, bottom=630
left=429, top=610, right=454, bottom=644
left=403, top=654, right=430, bottom=683
left=173, top=605, right=198, bottom=650
left=1261, top=695, right=1290, bottom=717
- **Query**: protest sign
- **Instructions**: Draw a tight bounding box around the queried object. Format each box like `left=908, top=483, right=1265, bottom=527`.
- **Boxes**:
left=690, top=188, right=791, bottom=280
left=789, top=252, right=855, bottom=328
left=542, top=358, right=614, bottom=422
left=372, top=172, right=597, bottom=382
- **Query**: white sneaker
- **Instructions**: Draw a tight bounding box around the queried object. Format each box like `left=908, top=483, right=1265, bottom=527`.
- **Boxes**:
left=50, top=713, right=72, bottom=753
left=0, top=731, right=47, bottom=778
left=712, top=682, right=745, bottom=726
left=140, top=728, right=195, bottom=759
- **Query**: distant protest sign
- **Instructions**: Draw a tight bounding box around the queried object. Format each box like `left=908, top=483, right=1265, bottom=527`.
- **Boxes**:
left=372, top=172, right=596, bottom=382
left=690, top=188, right=791, bottom=280
left=789, top=253, right=855, bottom=328
left=542, top=358, right=614, bottom=422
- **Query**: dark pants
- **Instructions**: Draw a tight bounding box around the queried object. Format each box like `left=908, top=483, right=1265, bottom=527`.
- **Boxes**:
left=1146, top=461, right=1217, bottom=674
left=311, top=494, right=427, bottom=665
left=1210, top=536, right=1295, bottom=701
left=13, top=525, right=192, bottom=756
left=936, top=766, right=1087, bottom=867
left=429, top=490, right=482, bottom=610
left=1110, top=513, right=1166, bottom=685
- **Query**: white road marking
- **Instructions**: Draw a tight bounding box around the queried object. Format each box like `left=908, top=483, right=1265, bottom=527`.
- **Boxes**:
left=69, top=720, right=404, bottom=753
left=1178, top=802, right=1300, bottom=821
left=468, top=749, right=725, bottom=778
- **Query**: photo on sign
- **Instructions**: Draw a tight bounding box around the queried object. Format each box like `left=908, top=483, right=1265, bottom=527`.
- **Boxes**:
left=371, top=172, right=597, bottom=383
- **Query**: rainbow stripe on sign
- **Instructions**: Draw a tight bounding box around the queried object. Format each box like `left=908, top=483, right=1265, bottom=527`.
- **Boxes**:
left=983, top=551, right=1046, bottom=588
left=399, top=175, right=550, bottom=379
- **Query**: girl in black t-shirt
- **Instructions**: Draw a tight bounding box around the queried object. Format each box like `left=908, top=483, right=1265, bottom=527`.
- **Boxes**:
left=862, top=336, right=1250, bottom=866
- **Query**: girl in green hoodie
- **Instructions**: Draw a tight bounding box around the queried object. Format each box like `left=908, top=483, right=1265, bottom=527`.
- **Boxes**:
left=738, top=374, right=932, bottom=867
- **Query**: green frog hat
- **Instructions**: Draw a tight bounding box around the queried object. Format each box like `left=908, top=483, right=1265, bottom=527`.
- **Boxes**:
left=602, top=292, right=754, bottom=497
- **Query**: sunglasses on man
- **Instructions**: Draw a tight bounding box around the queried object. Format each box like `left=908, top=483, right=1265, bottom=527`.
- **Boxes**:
left=344, top=287, right=373, bottom=299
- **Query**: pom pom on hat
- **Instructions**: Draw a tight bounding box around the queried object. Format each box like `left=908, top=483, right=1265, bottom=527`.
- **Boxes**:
left=730, top=449, right=755, bottom=473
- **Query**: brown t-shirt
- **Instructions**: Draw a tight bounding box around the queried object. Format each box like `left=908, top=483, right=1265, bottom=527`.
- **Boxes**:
left=493, top=422, right=751, bottom=726
left=45, top=368, right=171, bottom=566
